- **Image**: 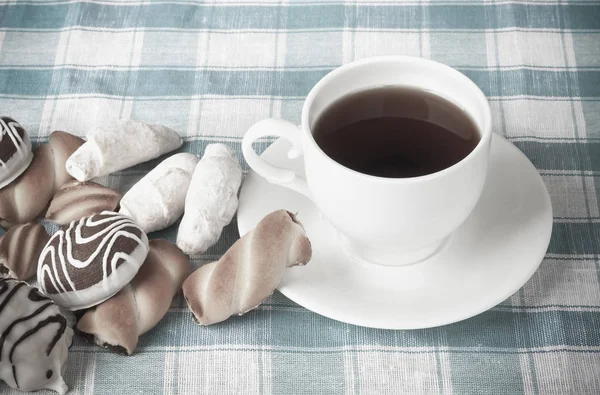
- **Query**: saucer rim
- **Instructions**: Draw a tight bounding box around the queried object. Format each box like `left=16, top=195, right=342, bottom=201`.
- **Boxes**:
left=238, top=133, right=553, bottom=330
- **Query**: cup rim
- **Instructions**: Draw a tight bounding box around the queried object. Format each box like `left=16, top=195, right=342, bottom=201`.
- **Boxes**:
left=300, top=55, right=493, bottom=184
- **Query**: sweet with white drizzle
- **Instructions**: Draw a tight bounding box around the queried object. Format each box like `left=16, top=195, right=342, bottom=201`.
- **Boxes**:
left=0, top=279, right=73, bottom=394
left=37, top=211, right=149, bottom=311
left=0, top=117, right=33, bottom=190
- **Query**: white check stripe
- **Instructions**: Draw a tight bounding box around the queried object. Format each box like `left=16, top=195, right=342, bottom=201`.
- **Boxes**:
left=519, top=353, right=537, bottom=395
left=162, top=352, right=176, bottom=395
left=437, top=347, right=454, bottom=395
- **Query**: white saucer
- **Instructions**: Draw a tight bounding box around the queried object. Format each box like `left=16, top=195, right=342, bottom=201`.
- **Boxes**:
left=237, top=134, right=553, bottom=330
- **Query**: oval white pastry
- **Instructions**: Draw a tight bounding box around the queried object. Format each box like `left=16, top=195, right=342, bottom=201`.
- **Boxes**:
left=119, top=153, right=199, bottom=233
left=177, top=144, right=242, bottom=255
left=0, top=278, right=74, bottom=394
left=37, top=211, right=150, bottom=310
left=66, top=119, right=183, bottom=182
left=0, top=117, right=33, bottom=190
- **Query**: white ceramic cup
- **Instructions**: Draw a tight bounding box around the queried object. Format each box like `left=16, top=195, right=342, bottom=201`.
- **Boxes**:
left=243, top=56, right=492, bottom=266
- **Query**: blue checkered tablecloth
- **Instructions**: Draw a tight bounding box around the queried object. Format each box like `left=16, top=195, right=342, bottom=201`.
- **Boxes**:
left=1, top=0, right=599, bottom=394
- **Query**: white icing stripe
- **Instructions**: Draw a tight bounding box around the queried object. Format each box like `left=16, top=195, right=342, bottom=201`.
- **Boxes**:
left=0, top=118, right=26, bottom=158
left=52, top=233, right=69, bottom=293
left=3, top=126, right=17, bottom=149
left=7, top=122, right=25, bottom=154
left=104, top=230, right=148, bottom=283
left=75, top=215, right=133, bottom=244
left=40, top=265, right=61, bottom=296
left=85, top=212, right=129, bottom=227
left=0, top=118, right=9, bottom=144
left=38, top=231, right=70, bottom=294
left=1, top=121, right=19, bottom=152
left=68, top=220, right=141, bottom=269
left=57, top=230, right=77, bottom=292
left=97, top=224, right=145, bottom=280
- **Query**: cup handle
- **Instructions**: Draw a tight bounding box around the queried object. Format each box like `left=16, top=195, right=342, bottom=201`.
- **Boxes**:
left=242, top=118, right=311, bottom=198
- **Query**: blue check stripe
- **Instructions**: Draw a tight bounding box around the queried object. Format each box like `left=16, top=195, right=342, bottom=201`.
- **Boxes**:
left=0, top=3, right=599, bottom=30
left=0, top=69, right=598, bottom=97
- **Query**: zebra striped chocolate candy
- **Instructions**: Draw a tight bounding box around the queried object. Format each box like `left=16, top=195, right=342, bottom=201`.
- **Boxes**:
left=37, top=211, right=150, bottom=310
left=0, top=278, right=73, bottom=394
left=0, top=117, right=33, bottom=190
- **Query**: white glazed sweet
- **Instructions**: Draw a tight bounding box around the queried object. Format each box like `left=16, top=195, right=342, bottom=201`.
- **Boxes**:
left=37, top=211, right=150, bottom=310
left=66, top=119, right=183, bottom=182
left=177, top=144, right=242, bottom=255
left=0, top=117, right=33, bottom=190
left=119, top=153, right=199, bottom=233
left=0, top=279, right=73, bottom=394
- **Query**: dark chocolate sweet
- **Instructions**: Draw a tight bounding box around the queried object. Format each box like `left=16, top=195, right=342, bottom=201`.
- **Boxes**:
left=0, top=117, right=33, bottom=190
left=37, top=211, right=149, bottom=310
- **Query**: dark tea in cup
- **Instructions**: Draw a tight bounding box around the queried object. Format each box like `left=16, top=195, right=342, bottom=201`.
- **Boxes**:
left=312, top=86, right=481, bottom=178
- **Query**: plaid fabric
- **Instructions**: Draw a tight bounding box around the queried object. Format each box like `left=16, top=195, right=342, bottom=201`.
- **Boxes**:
left=1, top=0, right=599, bottom=394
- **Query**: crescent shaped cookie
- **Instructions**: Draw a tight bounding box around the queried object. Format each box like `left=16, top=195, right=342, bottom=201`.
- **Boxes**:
left=183, top=210, right=312, bottom=326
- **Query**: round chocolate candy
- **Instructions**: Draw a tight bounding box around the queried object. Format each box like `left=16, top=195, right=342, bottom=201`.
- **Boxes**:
left=37, top=211, right=150, bottom=310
